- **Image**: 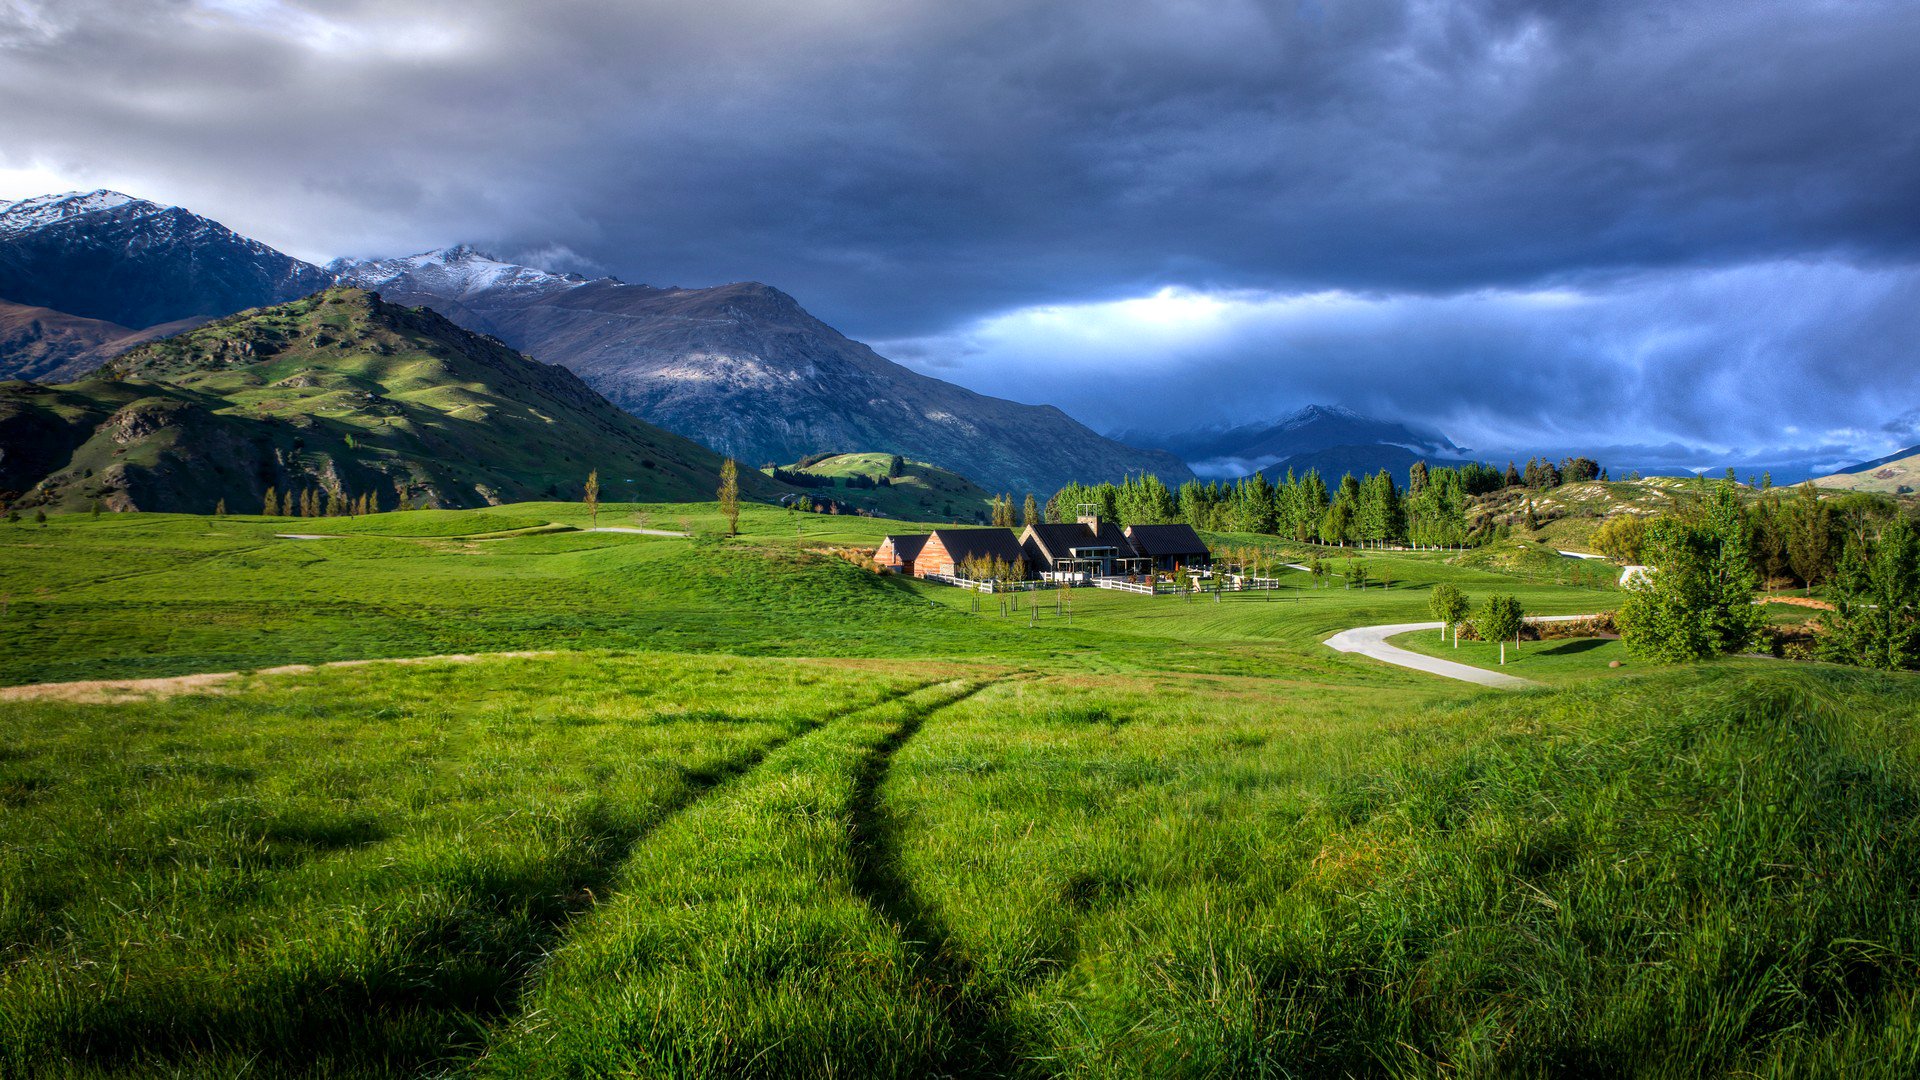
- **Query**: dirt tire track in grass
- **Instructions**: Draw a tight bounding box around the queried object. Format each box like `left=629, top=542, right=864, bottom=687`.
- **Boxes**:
left=458, top=676, right=956, bottom=1029
left=848, top=674, right=1031, bottom=1079
left=13, top=673, right=953, bottom=1079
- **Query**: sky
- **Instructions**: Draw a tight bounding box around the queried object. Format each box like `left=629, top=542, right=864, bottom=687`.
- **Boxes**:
left=2, top=0, right=1918, bottom=476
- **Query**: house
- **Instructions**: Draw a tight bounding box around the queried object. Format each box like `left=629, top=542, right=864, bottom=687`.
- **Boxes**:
left=1123, top=523, right=1211, bottom=572
left=908, top=528, right=1030, bottom=579
left=874, top=534, right=927, bottom=573
left=1019, top=514, right=1152, bottom=579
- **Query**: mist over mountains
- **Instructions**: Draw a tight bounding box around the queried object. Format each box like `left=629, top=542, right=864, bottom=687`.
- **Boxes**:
left=1112, top=405, right=1474, bottom=482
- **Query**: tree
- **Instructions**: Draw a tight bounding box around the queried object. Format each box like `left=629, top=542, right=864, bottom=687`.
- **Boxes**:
left=1591, top=515, right=1648, bottom=563
left=584, top=470, right=601, bottom=527
left=1430, top=583, right=1469, bottom=646
left=263, top=486, right=280, bottom=517
left=214, top=498, right=226, bottom=517
left=1503, top=461, right=1523, bottom=488
left=1478, top=594, right=1524, bottom=664
left=1560, top=457, right=1602, bottom=483
left=990, top=494, right=1016, bottom=528
left=1785, top=482, right=1837, bottom=586
left=718, top=459, right=740, bottom=536
left=1618, top=481, right=1766, bottom=661
left=1346, top=559, right=1367, bottom=590
left=1820, top=518, right=1920, bottom=670
left=1023, top=493, right=1038, bottom=528
left=91, top=499, right=102, bottom=518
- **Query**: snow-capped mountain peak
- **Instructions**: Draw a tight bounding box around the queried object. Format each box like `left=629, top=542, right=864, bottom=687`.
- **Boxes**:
left=331, top=245, right=586, bottom=298
left=0, top=189, right=153, bottom=236
left=0, top=189, right=330, bottom=329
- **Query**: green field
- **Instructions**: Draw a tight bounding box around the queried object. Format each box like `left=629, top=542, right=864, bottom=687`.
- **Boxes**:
left=4, top=504, right=1919, bottom=1076
left=1388, top=627, right=1640, bottom=684
left=769, top=451, right=994, bottom=522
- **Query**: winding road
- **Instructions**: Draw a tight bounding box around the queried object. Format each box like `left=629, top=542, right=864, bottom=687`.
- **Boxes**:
left=1325, top=614, right=1605, bottom=690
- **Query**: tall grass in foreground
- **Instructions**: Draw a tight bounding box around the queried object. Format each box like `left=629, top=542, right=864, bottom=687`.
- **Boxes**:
left=0, top=653, right=924, bottom=1077
left=475, top=675, right=1009, bottom=1078
left=889, top=665, right=1920, bottom=1077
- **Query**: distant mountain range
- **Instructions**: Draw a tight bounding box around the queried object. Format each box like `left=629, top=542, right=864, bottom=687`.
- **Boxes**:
left=0, top=190, right=1191, bottom=496
left=329, top=246, right=1190, bottom=495
left=1113, top=404, right=1477, bottom=481
left=1, top=287, right=760, bottom=512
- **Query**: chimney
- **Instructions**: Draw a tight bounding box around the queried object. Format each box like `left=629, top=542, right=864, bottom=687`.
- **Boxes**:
left=1076, top=502, right=1099, bottom=528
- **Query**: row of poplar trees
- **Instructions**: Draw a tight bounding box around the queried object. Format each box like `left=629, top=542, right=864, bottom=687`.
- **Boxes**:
left=262, top=486, right=379, bottom=517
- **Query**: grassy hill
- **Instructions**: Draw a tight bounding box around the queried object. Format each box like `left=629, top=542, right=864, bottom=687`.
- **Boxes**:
left=0, top=287, right=779, bottom=513
left=771, top=451, right=994, bottom=522
left=1814, top=444, right=1920, bottom=494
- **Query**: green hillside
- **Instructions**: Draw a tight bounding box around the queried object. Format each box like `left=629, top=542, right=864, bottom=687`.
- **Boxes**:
left=0, top=287, right=778, bottom=513
left=772, top=451, right=994, bottom=522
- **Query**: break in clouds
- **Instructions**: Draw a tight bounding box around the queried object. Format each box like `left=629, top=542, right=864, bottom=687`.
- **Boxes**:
left=3, top=0, right=1918, bottom=470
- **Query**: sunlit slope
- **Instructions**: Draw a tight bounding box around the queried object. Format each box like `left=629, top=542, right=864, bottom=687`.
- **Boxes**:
left=0, top=287, right=780, bottom=512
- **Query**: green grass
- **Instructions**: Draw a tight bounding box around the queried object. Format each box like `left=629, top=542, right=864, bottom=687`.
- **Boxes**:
left=0, top=508, right=1614, bottom=688
left=1389, top=628, right=1641, bottom=683
left=0, top=652, right=929, bottom=1076
left=4, top=502, right=1920, bottom=1076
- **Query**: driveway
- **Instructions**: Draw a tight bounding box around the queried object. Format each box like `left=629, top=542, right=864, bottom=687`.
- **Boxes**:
left=1324, top=614, right=1603, bottom=689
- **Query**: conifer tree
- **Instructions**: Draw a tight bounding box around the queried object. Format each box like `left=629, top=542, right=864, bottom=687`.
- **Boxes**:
left=718, top=459, right=740, bottom=536
left=1023, top=493, right=1038, bottom=528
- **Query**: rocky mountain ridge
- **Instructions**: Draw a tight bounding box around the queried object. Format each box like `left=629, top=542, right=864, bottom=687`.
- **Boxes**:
left=333, top=246, right=1193, bottom=495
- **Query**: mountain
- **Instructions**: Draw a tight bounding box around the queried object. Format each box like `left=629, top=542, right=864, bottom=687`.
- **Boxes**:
left=1811, top=444, right=1920, bottom=494
left=0, top=190, right=331, bottom=332
left=330, top=246, right=1193, bottom=496
left=0, top=299, right=206, bottom=384
left=0, top=287, right=772, bottom=513
left=1112, top=404, right=1474, bottom=480
left=770, top=452, right=993, bottom=523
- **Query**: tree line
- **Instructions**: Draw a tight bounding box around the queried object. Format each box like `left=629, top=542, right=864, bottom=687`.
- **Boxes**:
left=1044, top=461, right=1512, bottom=547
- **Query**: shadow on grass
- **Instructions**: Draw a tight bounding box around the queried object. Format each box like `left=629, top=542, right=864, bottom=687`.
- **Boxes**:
left=1538, top=638, right=1611, bottom=657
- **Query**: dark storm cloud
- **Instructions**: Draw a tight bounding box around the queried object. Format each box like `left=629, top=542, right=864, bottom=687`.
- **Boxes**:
left=2, top=0, right=1918, bottom=465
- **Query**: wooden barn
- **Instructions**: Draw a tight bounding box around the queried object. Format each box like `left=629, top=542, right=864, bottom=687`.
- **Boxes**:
left=914, top=528, right=1029, bottom=578
left=1123, top=523, right=1212, bottom=572
left=874, top=534, right=928, bottom=573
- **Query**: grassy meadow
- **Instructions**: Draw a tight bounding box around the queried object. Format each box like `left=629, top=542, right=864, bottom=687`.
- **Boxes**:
left=3, top=502, right=1918, bottom=1076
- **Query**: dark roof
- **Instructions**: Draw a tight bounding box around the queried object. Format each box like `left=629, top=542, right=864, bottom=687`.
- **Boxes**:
left=879, top=534, right=928, bottom=563
left=1124, top=523, right=1211, bottom=557
left=928, top=528, right=1027, bottom=566
left=1021, top=521, right=1136, bottom=564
